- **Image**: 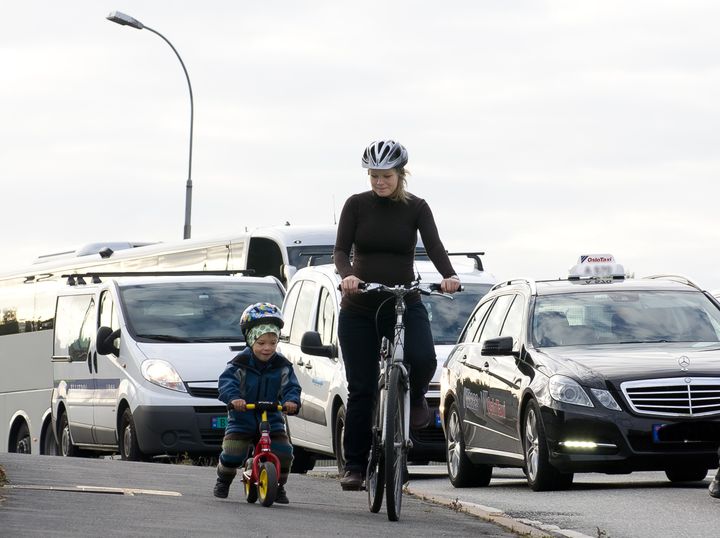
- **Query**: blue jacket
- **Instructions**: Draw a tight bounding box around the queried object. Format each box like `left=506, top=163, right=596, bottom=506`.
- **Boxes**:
left=217, top=347, right=302, bottom=435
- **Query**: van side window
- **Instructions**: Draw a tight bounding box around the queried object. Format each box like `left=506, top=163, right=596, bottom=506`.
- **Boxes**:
left=289, top=281, right=317, bottom=345
left=281, top=282, right=303, bottom=341
left=99, top=291, right=119, bottom=331
left=316, top=287, right=336, bottom=346
left=248, top=238, right=283, bottom=281
left=54, top=295, right=95, bottom=361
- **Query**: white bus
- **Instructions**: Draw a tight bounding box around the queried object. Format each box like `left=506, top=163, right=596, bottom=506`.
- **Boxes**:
left=0, top=224, right=336, bottom=455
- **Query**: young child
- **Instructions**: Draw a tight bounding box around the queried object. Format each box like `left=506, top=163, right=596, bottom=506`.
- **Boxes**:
left=213, top=302, right=301, bottom=504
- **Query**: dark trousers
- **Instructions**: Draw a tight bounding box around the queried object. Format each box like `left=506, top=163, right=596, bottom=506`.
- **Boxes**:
left=338, top=301, right=436, bottom=474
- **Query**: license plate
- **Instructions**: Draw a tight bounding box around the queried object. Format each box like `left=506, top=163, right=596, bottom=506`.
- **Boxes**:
left=212, top=416, right=228, bottom=429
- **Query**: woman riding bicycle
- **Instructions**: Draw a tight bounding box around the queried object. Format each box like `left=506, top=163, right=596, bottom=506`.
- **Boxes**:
left=334, top=139, right=461, bottom=491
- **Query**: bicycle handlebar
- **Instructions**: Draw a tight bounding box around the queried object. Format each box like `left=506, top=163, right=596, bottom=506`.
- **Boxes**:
left=338, top=281, right=462, bottom=297
left=227, top=401, right=284, bottom=412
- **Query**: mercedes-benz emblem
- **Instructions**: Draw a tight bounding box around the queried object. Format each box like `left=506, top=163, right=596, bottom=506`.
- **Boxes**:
left=677, top=356, right=690, bottom=371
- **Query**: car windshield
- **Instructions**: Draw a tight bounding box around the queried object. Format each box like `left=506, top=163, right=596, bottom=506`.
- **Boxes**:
left=121, top=282, right=284, bottom=343
left=423, top=283, right=493, bottom=344
left=532, top=290, right=720, bottom=347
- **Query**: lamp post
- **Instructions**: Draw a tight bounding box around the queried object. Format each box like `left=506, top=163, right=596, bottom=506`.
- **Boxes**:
left=107, top=11, right=194, bottom=240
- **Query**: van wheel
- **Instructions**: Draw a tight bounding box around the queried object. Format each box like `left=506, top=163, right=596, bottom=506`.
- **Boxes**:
left=41, top=421, right=58, bottom=455
left=59, top=413, right=80, bottom=457
left=334, top=405, right=347, bottom=475
left=13, top=422, right=32, bottom=454
left=119, top=409, right=145, bottom=461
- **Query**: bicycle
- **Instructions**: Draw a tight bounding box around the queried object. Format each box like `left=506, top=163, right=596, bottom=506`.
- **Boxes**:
left=226, top=401, right=284, bottom=507
left=358, top=281, right=456, bottom=522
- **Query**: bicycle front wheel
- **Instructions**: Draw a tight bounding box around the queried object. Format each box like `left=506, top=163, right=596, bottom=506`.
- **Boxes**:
left=384, top=366, right=406, bottom=521
left=367, top=390, right=385, bottom=513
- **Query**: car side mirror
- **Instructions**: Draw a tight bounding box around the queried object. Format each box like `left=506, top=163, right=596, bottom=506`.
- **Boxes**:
left=96, top=326, right=120, bottom=356
left=481, top=335, right=515, bottom=356
left=300, top=330, right=337, bottom=359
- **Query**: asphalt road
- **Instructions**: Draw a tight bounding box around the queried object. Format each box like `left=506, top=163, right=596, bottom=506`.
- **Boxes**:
left=0, top=454, right=524, bottom=538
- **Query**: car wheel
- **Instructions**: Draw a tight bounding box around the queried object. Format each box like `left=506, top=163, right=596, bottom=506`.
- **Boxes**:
left=13, top=422, right=32, bottom=454
left=522, top=400, right=573, bottom=491
left=41, top=421, right=59, bottom=456
left=445, top=402, right=492, bottom=487
left=290, top=446, right=317, bottom=474
left=59, top=412, right=80, bottom=457
left=334, top=405, right=347, bottom=475
left=665, top=466, right=708, bottom=483
left=119, top=409, right=146, bottom=461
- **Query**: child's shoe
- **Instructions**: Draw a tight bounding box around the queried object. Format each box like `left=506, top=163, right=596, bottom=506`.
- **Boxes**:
left=275, top=484, right=289, bottom=504
left=213, top=477, right=231, bottom=498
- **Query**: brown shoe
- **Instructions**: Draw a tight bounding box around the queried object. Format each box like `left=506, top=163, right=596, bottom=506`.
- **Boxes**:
left=340, top=471, right=363, bottom=491
left=410, top=398, right=431, bottom=430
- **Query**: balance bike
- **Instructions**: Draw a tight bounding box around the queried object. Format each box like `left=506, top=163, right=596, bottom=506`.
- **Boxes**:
left=233, top=401, right=283, bottom=507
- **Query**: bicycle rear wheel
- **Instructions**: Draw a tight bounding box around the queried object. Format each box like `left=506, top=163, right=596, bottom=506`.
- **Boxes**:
left=384, top=366, right=406, bottom=521
left=367, top=390, right=385, bottom=513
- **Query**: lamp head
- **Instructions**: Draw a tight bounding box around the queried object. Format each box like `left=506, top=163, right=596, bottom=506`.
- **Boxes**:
left=106, top=11, right=144, bottom=30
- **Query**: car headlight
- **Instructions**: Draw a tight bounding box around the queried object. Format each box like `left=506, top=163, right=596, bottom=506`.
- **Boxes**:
left=141, top=359, right=187, bottom=392
left=590, top=388, right=622, bottom=411
left=548, top=375, right=593, bottom=407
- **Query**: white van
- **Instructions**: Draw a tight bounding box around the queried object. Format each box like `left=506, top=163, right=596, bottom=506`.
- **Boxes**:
left=279, top=255, right=496, bottom=472
left=51, top=273, right=284, bottom=460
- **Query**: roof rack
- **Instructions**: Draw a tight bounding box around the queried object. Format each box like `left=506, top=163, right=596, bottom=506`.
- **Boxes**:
left=491, top=278, right=537, bottom=295
left=61, top=270, right=254, bottom=286
left=643, top=274, right=703, bottom=292
left=447, top=252, right=485, bottom=271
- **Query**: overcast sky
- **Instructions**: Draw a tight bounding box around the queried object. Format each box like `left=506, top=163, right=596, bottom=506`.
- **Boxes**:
left=2, top=1, right=720, bottom=288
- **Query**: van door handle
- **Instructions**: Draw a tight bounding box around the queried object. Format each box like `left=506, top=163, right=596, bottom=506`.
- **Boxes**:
left=93, top=352, right=98, bottom=373
left=304, top=360, right=312, bottom=369
left=296, top=357, right=304, bottom=366
left=87, top=352, right=93, bottom=373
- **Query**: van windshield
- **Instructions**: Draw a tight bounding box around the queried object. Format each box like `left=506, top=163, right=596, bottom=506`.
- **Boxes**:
left=423, top=283, right=493, bottom=345
left=120, top=282, right=284, bottom=343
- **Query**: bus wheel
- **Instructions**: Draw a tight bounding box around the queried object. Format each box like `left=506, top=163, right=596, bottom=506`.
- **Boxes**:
left=13, top=422, right=31, bottom=454
left=59, top=413, right=80, bottom=457
left=119, top=409, right=146, bottom=461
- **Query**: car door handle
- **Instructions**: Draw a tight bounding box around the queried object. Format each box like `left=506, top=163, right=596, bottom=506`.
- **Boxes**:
left=296, top=357, right=304, bottom=366
left=304, top=360, right=312, bottom=369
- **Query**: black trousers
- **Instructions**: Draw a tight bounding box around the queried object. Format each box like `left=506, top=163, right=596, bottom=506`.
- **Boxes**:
left=338, top=301, right=436, bottom=474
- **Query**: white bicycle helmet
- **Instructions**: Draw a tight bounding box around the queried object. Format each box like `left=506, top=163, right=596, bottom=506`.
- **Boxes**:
left=361, top=140, right=408, bottom=170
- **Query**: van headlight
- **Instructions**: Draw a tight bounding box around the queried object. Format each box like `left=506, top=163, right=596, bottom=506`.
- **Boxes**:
left=141, top=360, right=187, bottom=392
left=548, top=375, right=593, bottom=407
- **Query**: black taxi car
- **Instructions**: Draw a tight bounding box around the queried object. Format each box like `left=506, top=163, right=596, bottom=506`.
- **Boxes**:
left=439, top=255, right=720, bottom=491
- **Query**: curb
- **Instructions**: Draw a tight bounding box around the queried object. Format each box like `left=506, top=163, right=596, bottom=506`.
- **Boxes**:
left=406, top=489, right=558, bottom=538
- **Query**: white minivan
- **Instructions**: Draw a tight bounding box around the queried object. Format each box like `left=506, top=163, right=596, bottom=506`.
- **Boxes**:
left=279, top=255, right=496, bottom=473
left=51, top=273, right=284, bottom=460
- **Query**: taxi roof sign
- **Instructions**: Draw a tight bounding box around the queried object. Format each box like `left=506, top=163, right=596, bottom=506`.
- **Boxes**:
left=568, top=254, right=625, bottom=281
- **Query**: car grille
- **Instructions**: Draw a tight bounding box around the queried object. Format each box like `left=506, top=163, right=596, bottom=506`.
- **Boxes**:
left=186, top=385, right=220, bottom=399
left=621, top=377, right=720, bottom=417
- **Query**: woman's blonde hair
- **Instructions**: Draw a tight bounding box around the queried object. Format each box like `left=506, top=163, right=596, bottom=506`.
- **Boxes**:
left=369, top=167, right=411, bottom=203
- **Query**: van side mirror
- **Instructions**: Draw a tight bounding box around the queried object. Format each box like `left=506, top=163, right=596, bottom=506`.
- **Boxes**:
left=97, top=326, right=120, bottom=356
left=481, top=335, right=515, bottom=356
left=300, top=330, right=337, bottom=359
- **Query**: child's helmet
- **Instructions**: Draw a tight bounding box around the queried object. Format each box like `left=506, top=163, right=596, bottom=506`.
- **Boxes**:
left=361, top=139, right=408, bottom=170
left=239, top=302, right=284, bottom=338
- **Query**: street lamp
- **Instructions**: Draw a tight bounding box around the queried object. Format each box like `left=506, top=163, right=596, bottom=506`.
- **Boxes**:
left=107, top=11, right=195, bottom=240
